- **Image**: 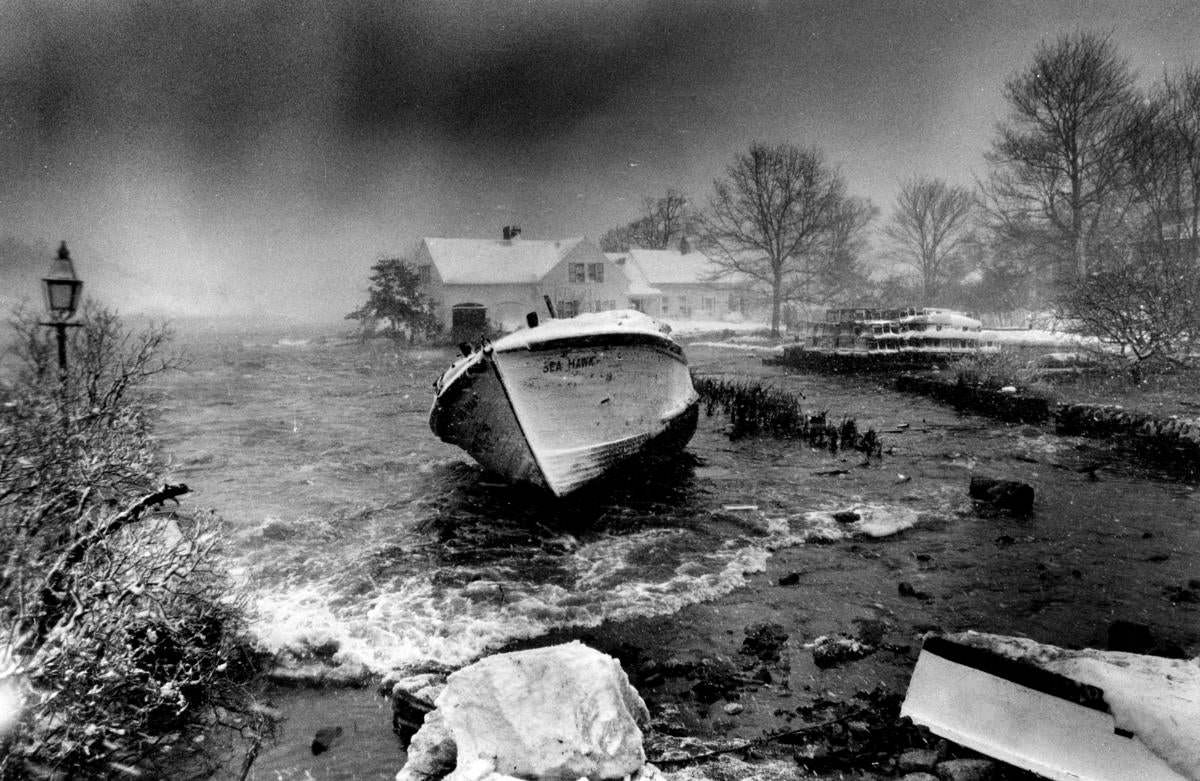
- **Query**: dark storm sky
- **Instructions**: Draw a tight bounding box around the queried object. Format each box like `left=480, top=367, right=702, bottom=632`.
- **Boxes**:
left=2, top=0, right=1198, bottom=319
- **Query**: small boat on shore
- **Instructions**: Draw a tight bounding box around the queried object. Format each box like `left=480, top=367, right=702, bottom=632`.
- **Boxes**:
left=430, top=309, right=699, bottom=497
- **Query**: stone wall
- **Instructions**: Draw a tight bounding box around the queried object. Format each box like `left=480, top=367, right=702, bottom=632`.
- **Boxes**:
left=894, top=375, right=1052, bottom=424
left=893, top=374, right=1200, bottom=475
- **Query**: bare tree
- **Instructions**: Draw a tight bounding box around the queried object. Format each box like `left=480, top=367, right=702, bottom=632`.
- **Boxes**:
left=1055, top=66, right=1200, bottom=369
left=983, top=31, right=1137, bottom=283
left=599, top=189, right=693, bottom=251
left=701, top=143, right=866, bottom=335
left=1123, top=66, right=1200, bottom=244
left=794, top=195, right=878, bottom=304
left=884, top=177, right=975, bottom=305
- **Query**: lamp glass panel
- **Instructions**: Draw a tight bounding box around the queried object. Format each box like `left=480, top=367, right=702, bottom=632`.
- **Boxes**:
left=45, top=279, right=81, bottom=315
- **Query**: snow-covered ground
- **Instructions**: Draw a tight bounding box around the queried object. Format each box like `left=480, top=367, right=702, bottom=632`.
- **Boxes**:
left=661, top=318, right=773, bottom=337
left=982, top=328, right=1099, bottom=348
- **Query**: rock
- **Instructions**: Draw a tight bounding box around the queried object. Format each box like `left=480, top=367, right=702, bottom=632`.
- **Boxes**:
left=397, top=709, right=457, bottom=781
left=811, top=634, right=875, bottom=669
left=687, top=656, right=742, bottom=703
left=898, top=747, right=938, bottom=772
left=968, top=476, right=1034, bottom=515
left=832, top=509, right=861, bottom=523
left=898, top=581, right=931, bottom=600
left=722, top=702, right=744, bottom=715
left=741, top=622, right=789, bottom=663
left=311, top=725, right=343, bottom=756
left=396, top=641, right=649, bottom=781
left=778, top=572, right=801, bottom=586
left=392, top=687, right=436, bottom=744
left=902, top=774, right=940, bottom=781
left=936, top=757, right=996, bottom=781
left=647, top=702, right=690, bottom=737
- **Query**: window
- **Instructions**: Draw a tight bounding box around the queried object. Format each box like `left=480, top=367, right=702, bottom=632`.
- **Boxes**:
left=702, top=297, right=715, bottom=313
left=661, top=300, right=669, bottom=315
left=728, top=293, right=741, bottom=312
left=586, top=263, right=604, bottom=283
left=558, top=300, right=579, bottom=317
left=569, top=264, right=585, bottom=283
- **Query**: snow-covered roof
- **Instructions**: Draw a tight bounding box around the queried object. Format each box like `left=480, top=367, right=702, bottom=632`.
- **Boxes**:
left=625, top=247, right=759, bottom=289
left=422, top=237, right=585, bottom=285
left=626, top=248, right=726, bottom=286
left=614, top=254, right=662, bottom=297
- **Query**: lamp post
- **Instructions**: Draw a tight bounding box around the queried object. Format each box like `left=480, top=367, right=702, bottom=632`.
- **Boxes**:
left=41, top=241, right=84, bottom=376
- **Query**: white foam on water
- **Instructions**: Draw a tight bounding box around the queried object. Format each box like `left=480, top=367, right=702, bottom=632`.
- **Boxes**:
left=247, top=501, right=924, bottom=675
left=791, top=502, right=922, bottom=544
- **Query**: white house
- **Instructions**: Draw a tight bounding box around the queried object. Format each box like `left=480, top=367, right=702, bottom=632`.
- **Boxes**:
left=415, top=227, right=630, bottom=339
left=622, top=243, right=761, bottom=321
left=415, top=228, right=765, bottom=339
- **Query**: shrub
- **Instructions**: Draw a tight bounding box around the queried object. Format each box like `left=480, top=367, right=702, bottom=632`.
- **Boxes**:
left=949, top=349, right=1048, bottom=395
left=0, top=303, right=273, bottom=778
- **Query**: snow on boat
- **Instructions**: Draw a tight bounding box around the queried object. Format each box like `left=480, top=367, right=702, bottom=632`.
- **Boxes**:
left=430, top=309, right=699, bottom=497
left=902, top=632, right=1197, bottom=781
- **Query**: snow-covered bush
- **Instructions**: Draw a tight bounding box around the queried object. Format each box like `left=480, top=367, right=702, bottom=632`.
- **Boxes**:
left=0, top=304, right=273, bottom=778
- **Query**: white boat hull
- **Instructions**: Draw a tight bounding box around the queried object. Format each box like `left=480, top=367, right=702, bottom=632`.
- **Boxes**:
left=902, top=636, right=1187, bottom=781
left=431, top=314, right=698, bottom=496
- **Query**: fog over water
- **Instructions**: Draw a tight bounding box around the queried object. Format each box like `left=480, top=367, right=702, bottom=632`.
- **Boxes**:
left=2, top=1, right=1199, bottom=319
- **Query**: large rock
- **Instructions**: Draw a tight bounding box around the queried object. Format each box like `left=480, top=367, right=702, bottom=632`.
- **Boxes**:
left=968, top=476, right=1034, bottom=515
left=397, top=641, right=651, bottom=781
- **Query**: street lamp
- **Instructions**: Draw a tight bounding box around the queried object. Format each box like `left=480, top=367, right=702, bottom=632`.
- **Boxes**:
left=41, top=241, right=83, bottom=374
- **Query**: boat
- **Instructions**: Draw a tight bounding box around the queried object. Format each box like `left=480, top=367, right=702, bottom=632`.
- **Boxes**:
left=430, top=309, right=699, bottom=497
left=902, top=633, right=1192, bottom=781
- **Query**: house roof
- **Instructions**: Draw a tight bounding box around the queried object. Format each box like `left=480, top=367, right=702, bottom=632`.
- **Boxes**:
left=626, top=248, right=741, bottom=287
left=422, top=237, right=585, bottom=285
left=611, top=253, right=662, bottom=297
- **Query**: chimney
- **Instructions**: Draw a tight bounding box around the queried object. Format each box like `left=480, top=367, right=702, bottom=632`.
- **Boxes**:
left=502, top=226, right=512, bottom=240
left=678, top=235, right=692, bottom=254
left=510, top=226, right=521, bottom=240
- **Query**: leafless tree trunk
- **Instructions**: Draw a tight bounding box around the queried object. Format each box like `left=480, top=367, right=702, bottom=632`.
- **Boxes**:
left=700, top=143, right=867, bottom=336
left=884, top=177, right=974, bottom=305
left=982, top=31, right=1136, bottom=284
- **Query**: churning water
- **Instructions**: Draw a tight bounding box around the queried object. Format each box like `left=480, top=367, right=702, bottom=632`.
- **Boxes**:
left=154, top=332, right=1200, bottom=674
left=152, top=329, right=1200, bottom=777
left=156, top=334, right=933, bottom=675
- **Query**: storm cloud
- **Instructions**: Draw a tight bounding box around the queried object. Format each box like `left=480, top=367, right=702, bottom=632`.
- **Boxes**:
left=1, top=1, right=1197, bottom=320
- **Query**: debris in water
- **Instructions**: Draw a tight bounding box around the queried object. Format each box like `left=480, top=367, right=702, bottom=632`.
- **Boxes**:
left=968, top=476, right=1035, bottom=515
left=311, top=726, right=344, bottom=756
